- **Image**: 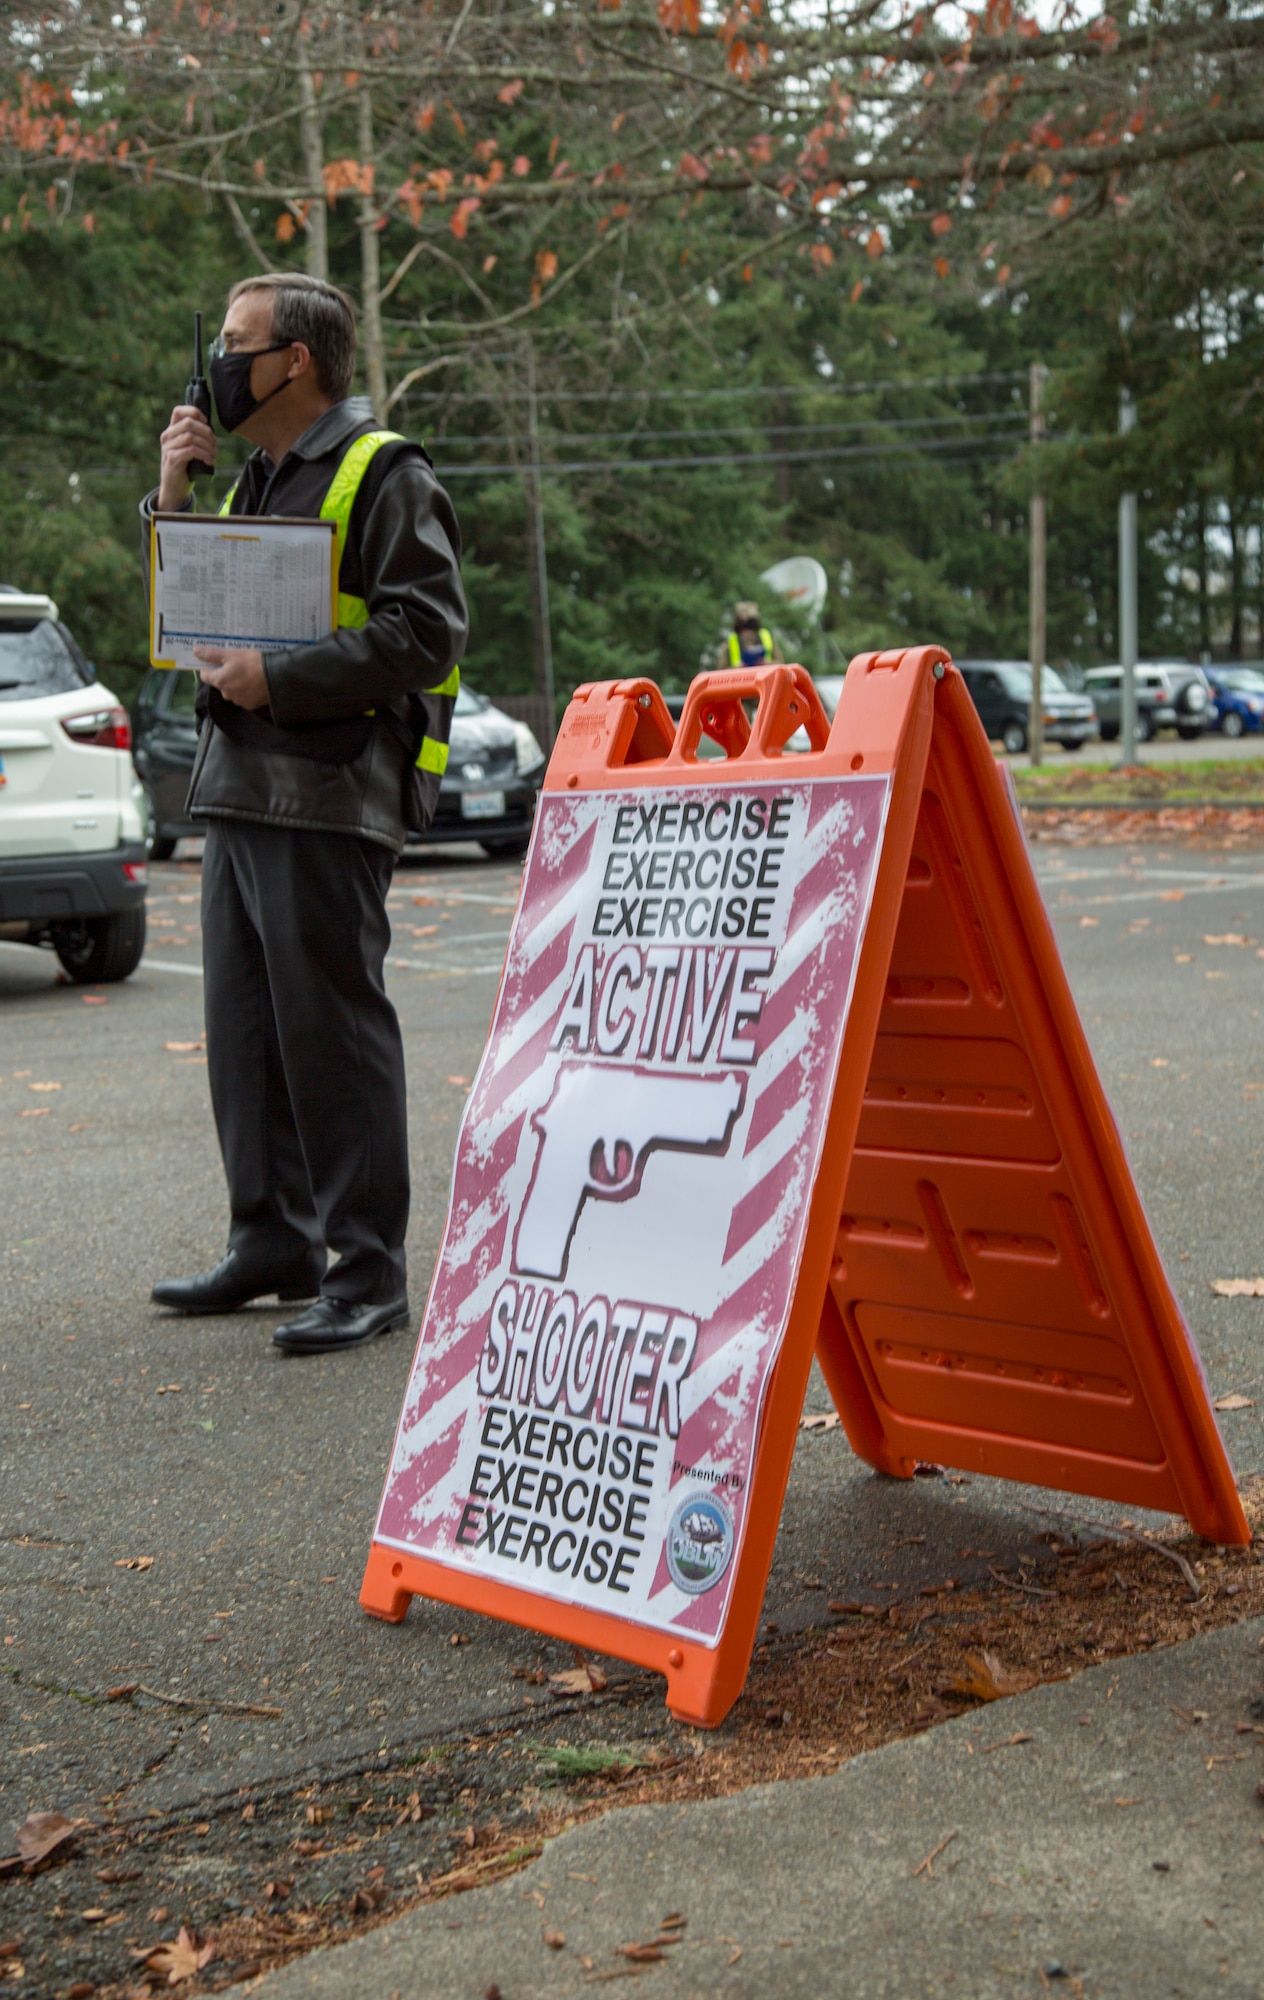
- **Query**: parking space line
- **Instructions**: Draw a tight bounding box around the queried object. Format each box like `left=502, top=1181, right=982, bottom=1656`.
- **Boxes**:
left=386, top=957, right=506, bottom=978
left=393, top=927, right=512, bottom=950
left=1050, top=878, right=1264, bottom=911
left=387, top=889, right=522, bottom=910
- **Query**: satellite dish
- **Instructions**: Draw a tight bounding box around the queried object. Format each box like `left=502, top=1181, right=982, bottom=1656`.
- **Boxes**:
left=759, top=556, right=828, bottom=625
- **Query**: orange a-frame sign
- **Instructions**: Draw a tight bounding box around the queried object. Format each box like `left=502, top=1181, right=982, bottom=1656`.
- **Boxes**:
left=362, top=651, right=1248, bottom=1730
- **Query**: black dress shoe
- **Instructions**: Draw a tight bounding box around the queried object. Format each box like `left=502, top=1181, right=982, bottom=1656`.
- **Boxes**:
left=152, top=1249, right=324, bottom=1316
left=272, top=1295, right=410, bottom=1355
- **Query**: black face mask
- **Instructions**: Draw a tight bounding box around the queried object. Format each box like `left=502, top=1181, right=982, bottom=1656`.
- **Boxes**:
left=208, top=342, right=294, bottom=433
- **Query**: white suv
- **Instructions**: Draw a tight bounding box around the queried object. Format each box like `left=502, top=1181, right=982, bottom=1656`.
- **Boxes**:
left=0, top=588, right=148, bottom=982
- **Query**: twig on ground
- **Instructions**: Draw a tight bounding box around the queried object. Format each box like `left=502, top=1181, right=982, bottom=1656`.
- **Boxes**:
left=133, top=1683, right=283, bottom=1718
left=1022, top=1505, right=1204, bottom=1601
left=911, top=1828, right=958, bottom=1878
left=988, top=1565, right=1057, bottom=1598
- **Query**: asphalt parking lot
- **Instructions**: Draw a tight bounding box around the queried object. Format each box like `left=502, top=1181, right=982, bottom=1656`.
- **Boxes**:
left=1, top=831, right=1262, bottom=1841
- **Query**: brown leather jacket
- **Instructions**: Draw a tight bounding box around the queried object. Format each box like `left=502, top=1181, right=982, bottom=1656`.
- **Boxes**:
left=140, top=398, right=468, bottom=853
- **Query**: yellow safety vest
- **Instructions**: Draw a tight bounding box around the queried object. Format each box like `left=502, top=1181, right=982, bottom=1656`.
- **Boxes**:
left=218, top=429, right=458, bottom=779
left=728, top=627, right=773, bottom=665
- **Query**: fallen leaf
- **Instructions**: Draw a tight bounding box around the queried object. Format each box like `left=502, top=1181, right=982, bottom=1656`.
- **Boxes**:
left=349, top=1879, right=388, bottom=1914
left=947, top=1650, right=1035, bottom=1702
left=1210, top=1279, right=1264, bottom=1298
left=1213, top=1393, right=1255, bottom=1411
left=981, top=1730, right=1033, bottom=1752
left=80, top=1907, right=108, bottom=1922
left=1149, top=1058, right=1168, bottom=1068
left=449, top=1631, right=470, bottom=1647
left=1113, top=1796, right=1144, bottom=1807
left=28, top=1082, right=61, bottom=1092
left=446, top=1074, right=472, bottom=1086
left=799, top=1412, right=840, bottom=1431
left=136, top=1924, right=215, bottom=1982
left=911, top=1696, right=950, bottom=1727
left=155, top=1384, right=182, bottom=1395
left=617, top=1943, right=665, bottom=1962
left=511, top=1666, right=547, bottom=1684
left=1079, top=916, right=1098, bottom=927
left=19, top=1109, right=51, bottom=1119
left=548, top=1667, right=594, bottom=1697
left=13, top=1812, right=80, bottom=1871
left=163, top=1041, right=204, bottom=1053
left=115, top=1557, right=154, bottom=1571
left=104, top=1684, right=138, bottom=1701
left=543, top=1927, right=566, bottom=1948
left=81, top=995, right=107, bottom=1005
left=1204, top=933, right=1249, bottom=947
left=1158, top=889, right=1184, bottom=901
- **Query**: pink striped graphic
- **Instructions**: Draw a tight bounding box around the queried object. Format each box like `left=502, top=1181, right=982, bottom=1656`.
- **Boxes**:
left=373, top=773, right=891, bottom=1645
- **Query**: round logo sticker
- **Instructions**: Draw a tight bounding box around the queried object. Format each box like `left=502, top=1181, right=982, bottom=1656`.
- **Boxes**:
left=666, top=1489, right=734, bottom=1596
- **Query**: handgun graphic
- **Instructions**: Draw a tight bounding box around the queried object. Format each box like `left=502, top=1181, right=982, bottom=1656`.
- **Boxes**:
left=514, top=1062, right=746, bottom=1280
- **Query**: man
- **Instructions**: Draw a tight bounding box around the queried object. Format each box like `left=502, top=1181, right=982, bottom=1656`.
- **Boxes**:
left=716, top=601, right=781, bottom=671
left=145, top=273, right=468, bottom=1355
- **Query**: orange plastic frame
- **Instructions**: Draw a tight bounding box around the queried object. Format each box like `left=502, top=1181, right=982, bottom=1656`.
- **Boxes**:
left=362, top=653, right=1247, bottom=1730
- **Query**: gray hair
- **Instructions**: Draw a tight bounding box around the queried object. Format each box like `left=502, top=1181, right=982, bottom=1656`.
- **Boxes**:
left=226, top=272, right=358, bottom=400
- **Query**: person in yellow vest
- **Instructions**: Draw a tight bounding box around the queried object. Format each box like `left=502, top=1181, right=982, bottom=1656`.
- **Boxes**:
left=717, top=601, right=781, bottom=671
left=142, top=273, right=467, bottom=1355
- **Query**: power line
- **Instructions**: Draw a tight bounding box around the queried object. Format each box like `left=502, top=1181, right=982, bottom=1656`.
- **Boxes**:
left=401, top=367, right=1029, bottom=407
left=437, top=432, right=1028, bottom=477
left=431, top=408, right=1029, bottom=448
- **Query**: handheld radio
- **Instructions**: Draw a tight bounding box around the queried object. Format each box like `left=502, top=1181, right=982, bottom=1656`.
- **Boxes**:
left=185, top=310, right=215, bottom=481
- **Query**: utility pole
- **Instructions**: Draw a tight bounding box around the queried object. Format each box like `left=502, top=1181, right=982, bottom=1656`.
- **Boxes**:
left=523, top=339, right=556, bottom=726
left=1028, top=362, right=1048, bottom=767
left=1119, top=387, right=1138, bottom=765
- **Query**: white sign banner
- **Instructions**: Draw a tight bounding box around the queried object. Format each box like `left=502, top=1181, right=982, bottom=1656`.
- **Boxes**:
left=374, top=775, right=890, bottom=1646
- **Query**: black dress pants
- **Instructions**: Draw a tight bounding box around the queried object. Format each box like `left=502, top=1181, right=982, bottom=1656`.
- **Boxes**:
left=201, top=819, right=408, bottom=1305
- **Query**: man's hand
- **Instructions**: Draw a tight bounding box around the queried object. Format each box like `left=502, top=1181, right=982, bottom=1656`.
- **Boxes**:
left=158, top=403, right=217, bottom=511
left=195, top=646, right=269, bottom=712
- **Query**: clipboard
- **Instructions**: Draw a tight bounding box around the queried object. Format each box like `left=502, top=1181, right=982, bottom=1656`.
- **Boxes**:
left=149, top=511, right=339, bottom=670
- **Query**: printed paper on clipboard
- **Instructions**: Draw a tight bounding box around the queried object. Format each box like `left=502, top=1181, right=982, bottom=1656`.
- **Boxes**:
left=149, top=511, right=339, bottom=670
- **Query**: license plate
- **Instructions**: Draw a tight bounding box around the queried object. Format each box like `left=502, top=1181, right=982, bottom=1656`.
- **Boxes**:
left=461, top=790, right=505, bottom=821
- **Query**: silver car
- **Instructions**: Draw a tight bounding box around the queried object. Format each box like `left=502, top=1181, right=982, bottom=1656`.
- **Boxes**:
left=1082, top=662, right=1214, bottom=743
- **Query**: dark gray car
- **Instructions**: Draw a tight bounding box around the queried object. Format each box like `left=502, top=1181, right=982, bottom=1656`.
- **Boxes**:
left=955, top=659, right=1098, bottom=755
left=131, top=675, right=546, bottom=860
